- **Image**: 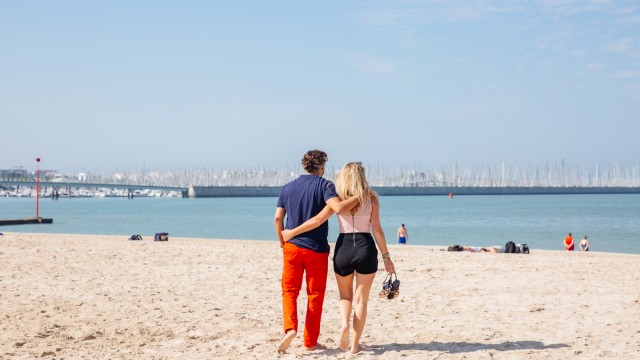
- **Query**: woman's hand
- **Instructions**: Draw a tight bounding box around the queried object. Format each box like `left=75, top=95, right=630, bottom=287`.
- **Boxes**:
left=384, top=258, right=395, bottom=274
left=281, top=229, right=294, bottom=242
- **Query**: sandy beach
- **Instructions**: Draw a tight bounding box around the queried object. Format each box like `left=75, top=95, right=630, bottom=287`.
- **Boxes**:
left=1, top=233, right=638, bottom=359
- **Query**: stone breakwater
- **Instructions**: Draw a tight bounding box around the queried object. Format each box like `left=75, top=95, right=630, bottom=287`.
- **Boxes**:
left=186, top=186, right=640, bottom=198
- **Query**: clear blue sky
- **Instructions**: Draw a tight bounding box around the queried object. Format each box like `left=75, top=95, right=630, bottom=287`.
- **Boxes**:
left=1, top=1, right=639, bottom=173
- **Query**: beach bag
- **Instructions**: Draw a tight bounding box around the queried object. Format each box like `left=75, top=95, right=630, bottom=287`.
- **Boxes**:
left=154, top=232, right=169, bottom=241
left=128, top=234, right=142, bottom=241
left=504, top=241, right=517, bottom=253
left=522, top=243, right=530, bottom=254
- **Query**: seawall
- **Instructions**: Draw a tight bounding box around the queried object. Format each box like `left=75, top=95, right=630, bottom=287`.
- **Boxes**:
left=187, top=186, right=640, bottom=198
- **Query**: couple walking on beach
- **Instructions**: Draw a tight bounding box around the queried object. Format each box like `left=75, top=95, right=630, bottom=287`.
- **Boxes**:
left=274, top=150, right=396, bottom=354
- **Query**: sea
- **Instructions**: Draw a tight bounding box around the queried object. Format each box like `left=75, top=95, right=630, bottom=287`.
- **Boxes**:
left=1, top=194, right=639, bottom=254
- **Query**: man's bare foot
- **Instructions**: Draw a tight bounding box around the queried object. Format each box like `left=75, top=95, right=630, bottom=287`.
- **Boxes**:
left=277, top=330, right=296, bottom=354
left=350, top=344, right=360, bottom=355
left=339, top=327, right=350, bottom=350
left=304, top=343, right=327, bottom=351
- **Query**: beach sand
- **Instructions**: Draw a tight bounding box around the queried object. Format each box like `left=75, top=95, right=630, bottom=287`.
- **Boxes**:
left=1, top=233, right=638, bottom=359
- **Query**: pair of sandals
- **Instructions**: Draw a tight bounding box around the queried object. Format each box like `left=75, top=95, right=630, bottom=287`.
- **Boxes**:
left=379, top=272, right=400, bottom=299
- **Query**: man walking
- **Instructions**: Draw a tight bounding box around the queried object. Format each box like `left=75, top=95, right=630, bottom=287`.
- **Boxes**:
left=274, top=150, right=358, bottom=353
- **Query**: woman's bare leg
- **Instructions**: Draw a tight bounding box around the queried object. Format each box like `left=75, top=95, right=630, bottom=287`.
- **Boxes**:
left=335, top=273, right=354, bottom=350
left=350, top=272, right=376, bottom=354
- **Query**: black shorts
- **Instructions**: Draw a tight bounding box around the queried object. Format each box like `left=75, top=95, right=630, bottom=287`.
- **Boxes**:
left=333, top=233, right=378, bottom=276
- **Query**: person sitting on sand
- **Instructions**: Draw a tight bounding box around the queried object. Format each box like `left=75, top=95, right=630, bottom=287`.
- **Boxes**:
left=282, top=162, right=395, bottom=355
left=580, top=235, right=589, bottom=251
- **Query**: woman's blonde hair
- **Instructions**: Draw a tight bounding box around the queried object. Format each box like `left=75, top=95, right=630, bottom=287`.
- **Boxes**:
left=335, top=162, right=375, bottom=205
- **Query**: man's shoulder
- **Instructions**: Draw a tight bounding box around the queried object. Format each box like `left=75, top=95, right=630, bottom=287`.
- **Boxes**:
left=282, top=175, right=309, bottom=188
left=296, top=174, right=335, bottom=187
left=281, top=175, right=335, bottom=193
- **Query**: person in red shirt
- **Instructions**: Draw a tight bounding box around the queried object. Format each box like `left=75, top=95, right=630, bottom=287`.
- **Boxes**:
left=564, top=232, right=574, bottom=251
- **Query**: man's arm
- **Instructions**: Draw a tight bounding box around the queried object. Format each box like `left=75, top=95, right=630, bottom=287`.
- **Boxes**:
left=274, top=207, right=286, bottom=248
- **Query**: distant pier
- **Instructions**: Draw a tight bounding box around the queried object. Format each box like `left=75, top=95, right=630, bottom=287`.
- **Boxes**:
left=187, top=186, right=640, bottom=198
left=0, top=217, right=53, bottom=226
left=3, top=181, right=640, bottom=198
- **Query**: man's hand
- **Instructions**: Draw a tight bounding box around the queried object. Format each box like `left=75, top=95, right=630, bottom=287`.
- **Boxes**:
left=281, top=229, right=294, bottom=242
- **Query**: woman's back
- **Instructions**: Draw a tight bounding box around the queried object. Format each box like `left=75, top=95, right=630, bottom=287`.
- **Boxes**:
left=337, top=198, right=372, bottom=233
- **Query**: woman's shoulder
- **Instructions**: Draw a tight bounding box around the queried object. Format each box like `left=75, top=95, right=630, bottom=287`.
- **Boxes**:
left=368, top=192, right=379, bottom=205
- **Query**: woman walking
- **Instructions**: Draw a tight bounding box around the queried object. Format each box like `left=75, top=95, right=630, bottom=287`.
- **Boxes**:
left=282, top=162, right=395, bottom=354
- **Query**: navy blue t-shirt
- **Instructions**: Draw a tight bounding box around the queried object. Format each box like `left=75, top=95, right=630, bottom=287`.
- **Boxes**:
left=277, top=174, right=338, bottom=253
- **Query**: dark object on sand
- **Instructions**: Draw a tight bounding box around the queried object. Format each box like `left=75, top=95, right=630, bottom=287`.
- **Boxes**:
left=447, top=244, right=463, bottom=251
left=154, top=232, right=169, bottom=241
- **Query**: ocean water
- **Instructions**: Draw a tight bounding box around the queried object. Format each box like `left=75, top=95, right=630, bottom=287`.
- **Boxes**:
left=1, top=194, right=638, bottom=254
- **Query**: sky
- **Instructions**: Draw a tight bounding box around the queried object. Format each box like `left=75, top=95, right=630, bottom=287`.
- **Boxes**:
left=1, top=0, right=639, bottom=174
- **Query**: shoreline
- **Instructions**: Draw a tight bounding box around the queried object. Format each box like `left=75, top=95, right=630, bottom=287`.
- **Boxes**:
left=2, top=231, right=638, bottom=256
left=1, top=232, right=639, bottom=359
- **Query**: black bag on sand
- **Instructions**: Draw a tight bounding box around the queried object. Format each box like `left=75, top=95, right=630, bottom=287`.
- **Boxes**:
left=128, top=234, right=142, bottom=241
left=522, top=243, right=530, bottom=254
left=504, top=241, right=517, bottom=253
left=154, top=232, right=169, bottom=241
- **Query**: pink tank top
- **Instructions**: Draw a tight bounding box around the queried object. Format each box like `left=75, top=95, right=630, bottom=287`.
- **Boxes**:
left=337, top=198, right=372, bottom=233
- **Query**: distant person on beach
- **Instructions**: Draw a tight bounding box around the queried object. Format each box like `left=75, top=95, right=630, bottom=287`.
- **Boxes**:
left=564, top=232, right=574, bottom=251
left=274, top=150, right=359, bottom=353
left=397, top=224, right=408, bottom=244
left=282, top=161, right=395, bottom=354
left=580, top=235, right=589, bottom=251
left=448, top=245, right=503, bottom=253
left=480, top=246, right=503, bottom=253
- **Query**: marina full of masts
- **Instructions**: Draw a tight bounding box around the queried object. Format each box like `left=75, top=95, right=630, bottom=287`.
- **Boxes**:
left=1, top=161, right=639, bottom=198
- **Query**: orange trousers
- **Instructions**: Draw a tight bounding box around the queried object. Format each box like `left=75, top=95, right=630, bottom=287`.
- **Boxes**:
left=281, top=242, right=329, bottom=348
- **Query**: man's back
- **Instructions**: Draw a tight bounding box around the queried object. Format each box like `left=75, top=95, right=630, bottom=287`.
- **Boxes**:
left=277, top=174, right=337, bottom=253
left=398, top=226, right=407, bottom=237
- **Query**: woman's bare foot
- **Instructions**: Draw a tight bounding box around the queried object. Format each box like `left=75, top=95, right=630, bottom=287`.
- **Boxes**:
left=277, top=330, right=296, bottom=354
left=350, top=344, right=360, bottom=355
left=339, top=326, right=350, bottom=350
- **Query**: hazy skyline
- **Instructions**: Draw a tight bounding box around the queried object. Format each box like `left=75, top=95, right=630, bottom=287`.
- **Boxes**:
left=2, top=1, right=639, bottom=173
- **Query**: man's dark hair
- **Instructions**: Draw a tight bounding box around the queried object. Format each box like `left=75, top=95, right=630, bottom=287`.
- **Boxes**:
left=301, top=150, right=328, bottom=173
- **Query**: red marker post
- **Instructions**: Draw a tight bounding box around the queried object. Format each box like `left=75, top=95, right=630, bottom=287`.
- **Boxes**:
left=36, top=157, right=40, bottom=218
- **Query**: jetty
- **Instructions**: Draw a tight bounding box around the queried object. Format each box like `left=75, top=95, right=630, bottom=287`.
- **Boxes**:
left=0, top=217, right=54, bottom=226
left=186, top=185, right=640, bottom=198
